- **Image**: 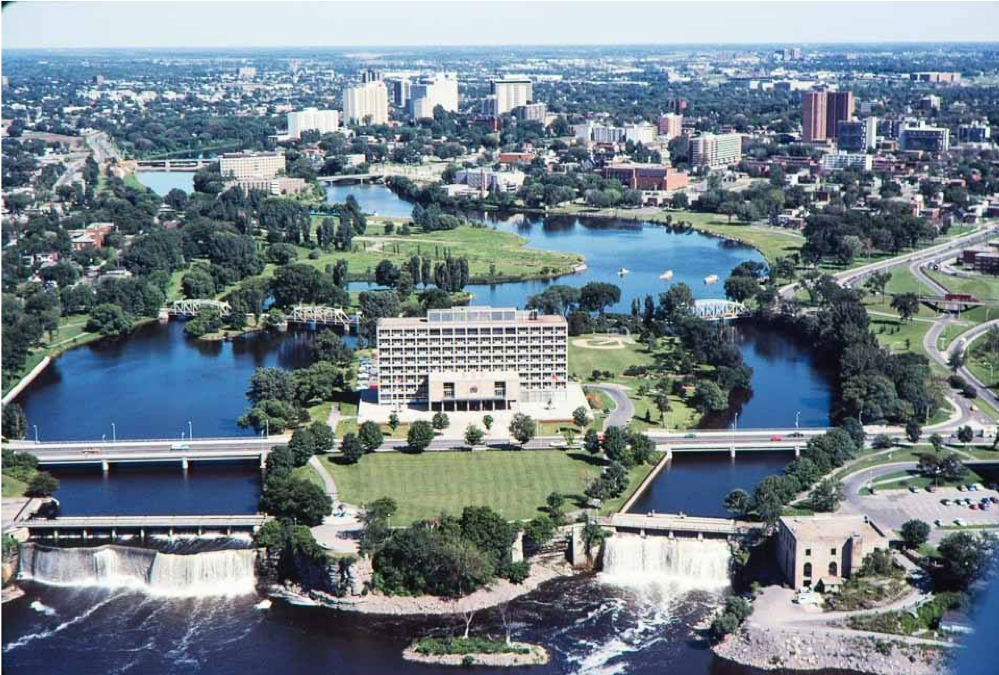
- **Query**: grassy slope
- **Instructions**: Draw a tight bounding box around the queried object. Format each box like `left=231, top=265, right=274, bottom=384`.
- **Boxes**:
left=320, top=450, right=601, bottom=525
left=2, top=474, right=29, bottom=499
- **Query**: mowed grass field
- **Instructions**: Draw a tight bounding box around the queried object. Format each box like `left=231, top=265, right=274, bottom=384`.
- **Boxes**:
left=321, top=450, right=602, bottom=524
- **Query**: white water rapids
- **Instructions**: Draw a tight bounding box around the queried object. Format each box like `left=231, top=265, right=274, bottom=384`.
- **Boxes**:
left=600, top=534, right=731, bottom=590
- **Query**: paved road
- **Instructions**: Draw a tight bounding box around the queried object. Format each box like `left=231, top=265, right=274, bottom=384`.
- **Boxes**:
left=587, top=383, right=635, bottom=430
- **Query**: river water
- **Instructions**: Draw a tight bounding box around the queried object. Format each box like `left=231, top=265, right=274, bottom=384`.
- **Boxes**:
left=2, top=176, right=840, bottom=675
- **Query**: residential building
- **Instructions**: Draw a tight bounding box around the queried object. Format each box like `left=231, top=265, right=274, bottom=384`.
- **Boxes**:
left=361, top=68, right=383, bottom=83
left=961, top=245, right=999, bottom=274
left=480, top=95, right=501, bottom=118
left=826, top=92, right=855, bottom=139
left=234, top=177, right=308, bottom=196
left=386, top=78, right=412, bottom=107
left=219, top=151, right=285, bottom=180
left=820, top=152, right=873, bottom=172
left=899, top=123, right=950, bottom=152
left=408, top=73, right=459, bottom=119
left=592, top=124, right=626, bottom=144
left=498, top=152, right=537, bottom=166
left=287, top=108, right=340, bottom=138
left=658, top=113, right=683, bottom=140
left=689, top=132, right=743, bottom=167
left=837, top=118, right=877, bottom=152
left=602, top=163, right=689, bottom=191
left=513, top=103, right=547, bottom=123
left=958, top=122, right=992, bottom=144
left=343, top=81, right=389, bottom=125
left=624, top=122, right=656, bottom=145
left=237, top=67, right=257, bottom=80
left=910, top=71, right=961, bottom=84
left=877, top=118, right=902, bottom=141
left=489, top=78, right=533, bottom=115
left=777, top=515, right=891, bottom=591
left=454, top=168, right=525, bottom=193
left=66, top=222, right=114, bottom=250
left=376, top=307, right=569, bottom=410
left=802, top=90, right=855, bottom=142
left=919, top=95, right=942, bottom=111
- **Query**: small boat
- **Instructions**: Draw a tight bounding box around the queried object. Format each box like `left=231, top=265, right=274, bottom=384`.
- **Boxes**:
left=618, top=267, right=630, bottom=276
left=704, top=274, right=719, bottom=285
left=659, top=270, right=674, bottom=280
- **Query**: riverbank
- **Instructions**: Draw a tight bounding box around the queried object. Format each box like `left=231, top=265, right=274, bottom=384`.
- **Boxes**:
left=274, top=556, right=574, bottom=616
left=713, top=622, right=950, bottom=675
left=402, top=640, right=549, bottom=667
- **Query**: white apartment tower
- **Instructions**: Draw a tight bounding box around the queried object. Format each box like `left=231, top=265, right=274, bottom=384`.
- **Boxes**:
left=689, top=133, right=743, bottom=168
left=219, top=152, right=285, bottom=180
left=489, top=78, right=533, bottom=116
left=287, top=108, right=340, bottom=138
left=343, top=81, right=389, bottom=125
left=408, top=73, right=459, bottom=119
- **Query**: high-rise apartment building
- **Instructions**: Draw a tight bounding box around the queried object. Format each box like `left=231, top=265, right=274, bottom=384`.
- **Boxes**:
left=689, top=133, right=743, bottom=167
left=386, top=78, right=412, bottom=107
left=514, top=103, right=547, bottom=123
left=361, top=68, right=383, bottom=83
left=837, top=118, right=877, bottom=152
left=408, top=73, right=459, bottom=119
left=489, top=78, right=533, bottom=116
left=958, top=121, right=992, bottom=144
left=820, top=152, right=873, bottom=172
left=343, top=81, right=389, bottom=125
left=376, top=307, right=569, bottom=410
left=802, top=90, right=855, bottom=142
left=899, top=123, right=950, bottom=153
left=287, top=108, right=340, bottom=138
left=219, top=152, right=285, bottom=180
left=658, top=113, right=683, bottom=140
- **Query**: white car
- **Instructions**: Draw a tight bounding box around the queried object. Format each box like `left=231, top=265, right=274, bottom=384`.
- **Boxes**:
left=794, top=590, right=822, bottom=606
left=954, top=518, right=967, bottom=527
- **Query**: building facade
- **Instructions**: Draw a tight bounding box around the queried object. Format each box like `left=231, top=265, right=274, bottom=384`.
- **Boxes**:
left=899, top=124, right=950, bottom=152
left=777, top=515, right=891, bottom=591
left=837, top=118, right=877, bottom=152
left=958, top=122, right=992, bottom=144
left=689, top=133, right=743, bottom=167
left=287, top=108, right=340, bottom=138
left=802, top=90, right=855, bottom=142
left=454, top=168, right=525, bottom=193
left=658, top=113, right=683, bottom=140
left=602, top=163, right=689, bottom=191
left=376, top=307, right=569, bottom=410
left=490, top=78, right=533, bottom=115
left=343, top=81, right=389, bottom=125
left=514, top=102, right=548, bottom=123
left=820, top=152, right=873, bottom=172
left=219, top=152, right=285, bottom=180
left=408, top=73, right=459, bottom=119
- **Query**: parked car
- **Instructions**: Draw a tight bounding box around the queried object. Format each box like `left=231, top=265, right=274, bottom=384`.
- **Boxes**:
left=789, top=432, right=805, bottom=438
left=927, top=485, right=937, bottom=493
left=770, top=435, right=783, bottom=441
left=955, top=518, right=967, bottom=526
left=957, top=485, right=967, bottom=491
left=935, top=518, right=944, bottom=526
left=970, top=503, right=979, bottom=510
left=684, top=433, right=697, bottom=438
left=171, top=443, right=189, bottom=451
left=941, top=498, right=951, bottom=506
left=990, top=496, right=998, bottom=504
left=909, top=486, right=920, bottom=493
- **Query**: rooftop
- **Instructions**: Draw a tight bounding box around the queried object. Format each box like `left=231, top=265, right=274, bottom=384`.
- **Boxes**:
left=780, top=514, right=889, bottom=542
left=379, top=306, right=566, bottom=328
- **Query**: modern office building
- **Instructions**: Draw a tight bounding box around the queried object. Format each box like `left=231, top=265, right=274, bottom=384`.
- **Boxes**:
left=899, top=123, right=950, bottom=152
left=386, top=78, right=412, bottom=107
left=658, top=113, right=683, bottom=140
left=919, top=95, right=942, bottom=111
left=234, top=177, right=308, bottom=196
left=820, top=152, right=873, bottom=172
left=837, top=118, right=877, bottom=151
left=602, top=163, right=689, bottom=191
left=958, top=122, right=992, bottom=144
left=376, top=307, right=569, bottom=410
left=287, top=108, right=340, bottom=138
left=777, top=515, right=891, bottom=591
left=910, top=71, right=961, bottom=84
left=219, top=151, right=285, bottom=180
left=343, top=81, right=389, bottom=125
left=514, top=102, right=548, bottom=123
left=877, top=118, right=902, bottom=141
left=624, top=122, right=656, bottom=145
left=453, top=168, right=525, bottom=193
left=408, top=73, right=459, bottom=119
left=489, top=78, right=533, bottom=115
left=802, top=90, right=855, bottom=142
left=361, top=68, right=383, bottom=83
left=689, top=132, right=743, bottom=167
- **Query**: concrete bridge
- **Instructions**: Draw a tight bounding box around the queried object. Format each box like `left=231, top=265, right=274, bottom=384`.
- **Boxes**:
left=135, top=158, right=211, bottom=171
left=598, top=512, right=763, bottom=539
left=317, top=163, right=445, bottom=185
left=22, top=514, right=270, bottom=540
left=10, top=438, right=274, bottom=471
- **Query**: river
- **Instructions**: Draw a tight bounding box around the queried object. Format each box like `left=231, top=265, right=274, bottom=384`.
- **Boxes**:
left=2, top=176, right=840, bottom=675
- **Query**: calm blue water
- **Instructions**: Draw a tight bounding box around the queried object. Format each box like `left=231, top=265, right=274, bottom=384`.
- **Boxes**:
left=325, top=183, right=416, bottom=218
left=136, top=171, right=195, bottom=196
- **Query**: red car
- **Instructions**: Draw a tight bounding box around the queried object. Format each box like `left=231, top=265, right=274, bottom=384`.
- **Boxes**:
left=770, top=435, right=784, bottom=441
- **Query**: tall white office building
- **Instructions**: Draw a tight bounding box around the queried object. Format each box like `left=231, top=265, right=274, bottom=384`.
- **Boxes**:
left=287, top=108, right=340, bottom=138
left=408, top=73, right=459, bottom=119
left=343, top=81, right=389, bottom=125
left=489, top=78, right=533, bottom=115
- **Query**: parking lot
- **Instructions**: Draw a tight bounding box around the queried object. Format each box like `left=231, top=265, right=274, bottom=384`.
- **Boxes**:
left=846, top=483, right=999, bottom=538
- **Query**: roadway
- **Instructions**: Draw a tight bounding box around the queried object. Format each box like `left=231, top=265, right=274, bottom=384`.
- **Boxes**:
left=587, top=383, right=635, bottom=430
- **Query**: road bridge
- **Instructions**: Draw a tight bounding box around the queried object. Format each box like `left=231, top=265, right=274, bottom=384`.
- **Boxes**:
left=164, top=299, right=232, bottom=318
left=598, top=512, right=763, bottom=538
left=284, top=305, right=360, bottom=329
left=10, top=438, right=274, bottom=471
left=135, top=158, right=211, bottom=171
left=22, top=514, right=270, bottom=540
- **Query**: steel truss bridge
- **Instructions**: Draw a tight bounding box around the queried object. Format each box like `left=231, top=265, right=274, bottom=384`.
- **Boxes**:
left=693, top=299, right=749, bottom=321
left=285, top=305, right=360, bottom=328
left=166, top=299, right=232, bottom=317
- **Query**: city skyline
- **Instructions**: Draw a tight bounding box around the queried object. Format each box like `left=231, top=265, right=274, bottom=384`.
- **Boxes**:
left=4, top=2, right=999, bottom=50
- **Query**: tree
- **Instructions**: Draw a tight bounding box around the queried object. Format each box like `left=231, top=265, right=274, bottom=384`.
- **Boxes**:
left=288, top=427, right=317, bottom=466
left=388, top=413, right=400, bottom=432
left=25, top=471, right=59, bottom=498
left=691, top=380, right=728, bottom=414
left=807, top=479, right=845, bottom=512
left=546, top=492, right=566, bottom=524
left=724, top=489, right=751, bottom=517
left=905, top=419, right=922, bottom=444
left=259, top=476, right=332, bottom=526
left=582, top=520, right=606, bottom=557
left=358, top=420, right=384, bottom=454
left=584, top=428, right=601, bottom=455
left=948, top=346, right=965, bottom=372
left=724, top=275, right=761, bottom=303
left=432, top=411, right=450, bottom=431
left=936, top=531, right=996, bottom=590
left=572, top=406, right=590, bottom=428
left=899, top=520, right=931, bottom=550
left=890, top=293, right=919, bottom=323
left=340, top=432, right=364, bottom=464
left=522, top=515, right=556, bottom=554
left=482, top=414, right=494, bottom=431
left=86, top=303, right=133, bottom=337
left=508, top=413, right=536, bottom=446
left=312, top=330, right=354, bottom=366
left=2, top=403, right=28, bottom=440
left=407, top=420, right=435, bottom=453
left=309, top=422, right=335, bottom=454
left=375, top=259, right=401, bottom=287
left=464, top=424, right=484, bottom=448
left=579, top=282, right=621, bottom=314
left=601, top=426, right=632, bottom=466
left=956, top=425, right=974, bottom=443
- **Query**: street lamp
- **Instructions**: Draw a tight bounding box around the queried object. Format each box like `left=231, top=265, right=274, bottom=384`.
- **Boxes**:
left=795, top=411, right=800, bottom=430
left=111, top=422, right=116, bottom=444
left=188, top=420, right=193, bottom=441
left=33, top=425, right=39, bottom=443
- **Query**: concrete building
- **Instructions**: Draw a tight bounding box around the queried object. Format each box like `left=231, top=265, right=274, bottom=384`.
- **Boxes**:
left=361, top=68, right=383, bottom=83
left=237, top=67, right=257, bottom=80
left=802, top=90, right=855, bottom=142
left=514, top=103, right=548, bottom=123
left=958, top=122, right=992, bottom=144
left=602, top=163, right=689, bottom=191
left=837, top=117, right=877, bottom=152
left=480, top=95, right=501, bottom=118
left=919, top=95, right=942, bottom=111
left=386, top=78, right=412, bottom=107
left=490, top=78, right=533, bottom=116
left=777, top=515, right=891, bottom=591
left=287, top=108, right=340, bottom=138
left=910, top=71, right=961, bottom=84
left=219, top=151, right=285, bottom=180
left=624, top=122, right=656, bottom=145
left=689, top=132, right=743, bottom=167
left=820, top=152, right=873, bottom=172
left=454, top=168, right=525, bottom=193
left=343, top=81, right=389, bottom=125
left=234, top=177, right=308, bottom=196
left=962, top=245, right=999, bottom=274
left=899, top=123, right=950, bottom=153
left=658, top=113, right=683, bottom=140
left=376, top=307, right=569, bottom=410
left=826, top=92, right=855, bottom=139
left=408, top=73, right=459, bottom=119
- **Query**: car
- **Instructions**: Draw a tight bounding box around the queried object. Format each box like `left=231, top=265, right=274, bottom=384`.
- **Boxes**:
left=955, top=518, right=967, bottom=526
left=968, top=484, right=979, bottom=491
left=927, top=485, right=937, bottom=493
left=934, top=519, right=943, bottom=526
left=171, top=443, right=189, bottom=451
left=990, top=497, right=998, bottom=504
left=982, top=503, right=991, bottom=511
left=794, top=590, right=822, bottom=606
left=970, top=503, right=979, bottom=510
left=789, top=432, right=805, bottom=438
left=909, top=486, right=920, bottom=493
left=684, top=433, right=697, bottom=438
left=770, top=435, right=783, bottom=441
left=941, top=498, right=951, bottom=506
left=957, top=484, right=966, bottom=491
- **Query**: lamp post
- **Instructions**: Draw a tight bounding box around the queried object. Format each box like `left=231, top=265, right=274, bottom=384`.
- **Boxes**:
left=795, top=411, right=800, bottom=431
left=265, top=419, right=269, bottom=439
left=188, top=420, right=193, bottom=441
left=33, top=425, right=39, bottom=443
left=111, top=422, right=116, bottom=444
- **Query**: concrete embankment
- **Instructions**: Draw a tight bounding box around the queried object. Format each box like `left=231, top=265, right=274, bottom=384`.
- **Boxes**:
left=3, top=356, right=52, bottom=405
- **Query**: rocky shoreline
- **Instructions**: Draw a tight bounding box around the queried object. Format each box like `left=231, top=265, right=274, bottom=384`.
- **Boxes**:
left=712, top=624, right=950, bottom=675
left=402, top=642, right=549, bottom=667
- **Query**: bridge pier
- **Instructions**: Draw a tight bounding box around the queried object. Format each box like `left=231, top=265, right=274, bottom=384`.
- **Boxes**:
left=729, top=445, right=736, bottom=458
left=182, top=457, right=189, bottom=471
left=260, top=452, right=267, bottom=471
left=140, top=528, right=145, bottom=541
left=82, top=528, right=88, bottom=540
left=663, top=445, right=672, bottom=461
left=794, top=445, right=801, bottom=458
left=101, top=459, right=109, bottom=473
left=111, top=528, right=116, bottom=540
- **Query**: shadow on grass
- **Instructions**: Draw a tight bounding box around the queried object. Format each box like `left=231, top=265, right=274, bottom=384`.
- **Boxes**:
left=567, top=451, right=609, bottom=468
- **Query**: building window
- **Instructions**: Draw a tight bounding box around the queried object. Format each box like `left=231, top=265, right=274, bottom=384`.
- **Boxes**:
left=494, top=381, right=506, bottom=398
left=828, top=562, right=838, bottom=577
left=830, top=548, right=836, bottom=556
left=805, top=548, right=811, bottom=556
left=803, top=562, right=812, bottom=579
left=443, top=382, right=455, bottom=399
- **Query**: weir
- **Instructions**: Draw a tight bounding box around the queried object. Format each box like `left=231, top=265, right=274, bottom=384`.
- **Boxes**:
left=17, top=543, right=257, bottom=597
left=601, top=534, right=732, bottom=589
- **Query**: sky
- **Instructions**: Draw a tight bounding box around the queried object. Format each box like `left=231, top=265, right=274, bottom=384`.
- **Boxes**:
left=3, top=1, right=999, bottom=50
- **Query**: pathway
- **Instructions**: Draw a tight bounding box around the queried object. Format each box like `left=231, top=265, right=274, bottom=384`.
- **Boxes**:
left=587, top=383, right=634, bottom=430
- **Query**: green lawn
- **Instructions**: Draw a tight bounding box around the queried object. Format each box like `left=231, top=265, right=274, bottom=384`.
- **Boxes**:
left=599, top=455, right=663, bottom=515
left=926, top=270, right=999, bottom=304
left=292, top=463, right=325, bottom=490
left=866, top=467, right=983, bottom=492
left=320, top=449, right=603, bottom=524
left=862, top=266, right=941, bottom=319
left=2, top=473, right=28, bottom=498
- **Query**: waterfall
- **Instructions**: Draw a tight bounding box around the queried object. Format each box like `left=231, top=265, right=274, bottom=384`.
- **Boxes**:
left=18, top=543, right=256, bottom=597
left=601, top=534, right=731, bottom=590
